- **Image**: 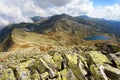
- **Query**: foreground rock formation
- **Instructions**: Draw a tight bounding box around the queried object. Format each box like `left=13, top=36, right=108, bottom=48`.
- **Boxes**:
left=0, top=44, right=120, bottom=80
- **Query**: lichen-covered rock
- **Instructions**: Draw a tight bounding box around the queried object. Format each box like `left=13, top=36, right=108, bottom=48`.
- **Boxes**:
left=95, top=42, right=120, bottom=54
left=40, top=72, right=49, bottom=80
left=104, top=64, right=120, bottom=80
left=16, top=68, right=31, bottom=80
left=30, top=70, right=41, bottom=80
left=40, top=58, right=58, bottom=79
left=28, top=67, right=41, bottom=80
left=79, top=55, right=88, bottom=68
left=110, top=44, right=120, bottom=53
left=59, top=69, right=77, bottom=80
left=79, top=60, right=87, bottom=76
left=90, top=64, right=108, bottom=80
left=87, top=51, right=111, bottom=65
left=53, top=52, right=63, bottom=70
left=115, top=52, right=120, bottom=57
left=15, top=59, right=36, bottom=80
left=33, top=58, right=47, bottom=74
left=65, top=53, right=86, bottom=80
left=108, top=54, right=120, bottom=69
left=42, top=54, right=57, bottom=68
left=16, top=65, right=31, bottom=80
left=1, top=68, right=16, bottom=80
left=0, top=47, right=120, bottom=80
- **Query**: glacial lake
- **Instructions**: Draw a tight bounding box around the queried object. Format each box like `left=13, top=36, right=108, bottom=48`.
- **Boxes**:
left=84, top=36, right=110, bottom=40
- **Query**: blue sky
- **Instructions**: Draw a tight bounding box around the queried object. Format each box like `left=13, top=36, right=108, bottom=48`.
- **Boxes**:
left=88, top=0, right=120, bottom=20
left=92, top=0, right=120, bottom=6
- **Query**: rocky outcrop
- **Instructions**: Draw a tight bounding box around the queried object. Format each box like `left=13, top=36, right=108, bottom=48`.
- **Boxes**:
left=0, top=46, right=120, bottom=80
left=95, top=42, right=120, bottom=54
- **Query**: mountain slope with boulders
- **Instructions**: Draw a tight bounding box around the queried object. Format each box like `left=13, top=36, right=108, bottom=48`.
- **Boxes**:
left=0, top=14, right=120, bottom=80
left=0, top=43, right=120, bottom=80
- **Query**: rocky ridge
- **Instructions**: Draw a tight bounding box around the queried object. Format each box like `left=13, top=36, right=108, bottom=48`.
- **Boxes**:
left=0, top=43, right=120, bottom=80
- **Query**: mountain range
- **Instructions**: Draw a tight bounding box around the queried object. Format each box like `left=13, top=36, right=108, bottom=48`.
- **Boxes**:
left=0, top=14, right=120, bottom=51
left=0, top=14, right=120, bottom=80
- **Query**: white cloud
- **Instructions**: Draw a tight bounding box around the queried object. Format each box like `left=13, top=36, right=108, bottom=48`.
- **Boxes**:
left=105, top=4, right=120, bottom=20
left=0, top=0, right=120, bottom=29
left=47, top=0, right=94, bottom=16
left=88, top=4, right=120, bottom=20
left=0, top=0, right=94, bottom=29
left=34, top=0, right=71, bottom=7
left=0, top=17, right=9, bottom=27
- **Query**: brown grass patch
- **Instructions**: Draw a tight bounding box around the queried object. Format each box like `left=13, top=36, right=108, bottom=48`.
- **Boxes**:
left=39, top=46, right=53, bottom=51
left=20, top=44, right=31, bottom=48
left=0, top=54, right=11, bottom=62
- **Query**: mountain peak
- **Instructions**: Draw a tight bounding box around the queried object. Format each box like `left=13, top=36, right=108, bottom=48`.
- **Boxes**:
left=31, top=16, right=44, bottom=22
left=77, top=15, right=90, bottom=19
left=49, top=14, right=74, bottom=21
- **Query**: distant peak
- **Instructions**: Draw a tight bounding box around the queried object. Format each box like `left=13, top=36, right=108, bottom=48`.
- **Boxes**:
left=49, top=14, right=74, bottom=21
left=31, top=16, right=44, bottom=22
left=77, top=15, right=90, bottom=19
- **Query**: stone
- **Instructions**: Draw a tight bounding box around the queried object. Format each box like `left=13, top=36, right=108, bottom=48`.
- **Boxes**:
left=115, top=52, right=120, bottom=57
left=79, top=60, right=87, bottom=75
left=87, top=51, right=111, bottom=65
left=16, top=65, right=31, bottom=80
left=1, top=68, right=16, bottom=80
left=29, top=67, right=41, bottom=80
left=40, top=72, right=49, bottom=80
left=111, top=44, right=120, bottom=53
left=65, top=53, right=86, bottom=80
left=33, top=58, right=47, bottom=74
left=90, top=64, right=108, bottom=80
left=59, top=69, right=77, bottom=80
left=79, top=55, right=88, bottom=68
left=108, top=54, right=120, bottom=69
left=42, top=54, right=57, bottom=70
left=16, top=59, right=36, bottom=80
left=104, top=64, right=120, bottom=80
left=53, top=52, right=63, bottom=70
left=40, top=58, right=58, bottom=79
left=95, top=42, right=120, bottom=53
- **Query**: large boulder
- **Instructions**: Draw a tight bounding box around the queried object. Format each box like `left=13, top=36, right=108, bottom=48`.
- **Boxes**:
left=33, top=58, right=47, bottom=74
left=115, top=52, right=120, bottom=57
left=65, top=53, right=87, bottom=80
left=40, top=58, right=58, bottom=79
left=53, top=52, right=63, bottom=70
left=0, top=68, right=16, bottom=80
left=59, top=69, right=77, bottom=80
left=87, top=51, right=111, bottom=65
left=16, top=59, right=35, bottom=80
left=108, top=54, right=120, bottom=69
left=89, top=64, right=108, bottom=80
left=104, top=64, right=120, bottom=80
left=40, top=72, right=49, bottom=80
left=30, top=70, right=41, bottom=80
left=95, top=42, right=120, bottom=54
